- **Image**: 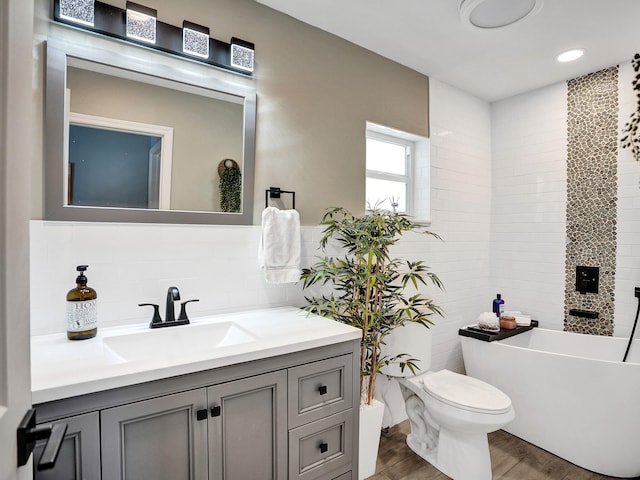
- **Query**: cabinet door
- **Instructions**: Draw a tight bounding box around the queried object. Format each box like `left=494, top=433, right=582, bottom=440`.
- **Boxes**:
left=208, top=370, right=287, bottom=480
left=101, top=389, right=208, bottom=480
left=34, top=412, right=101, bottom=480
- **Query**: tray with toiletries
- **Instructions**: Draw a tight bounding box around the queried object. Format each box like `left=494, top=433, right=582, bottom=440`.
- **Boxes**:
left=458, top=320, right=538, bottom=342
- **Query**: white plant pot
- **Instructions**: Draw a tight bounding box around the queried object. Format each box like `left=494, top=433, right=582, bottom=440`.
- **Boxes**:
left=358, top=398, right=385, bottom=480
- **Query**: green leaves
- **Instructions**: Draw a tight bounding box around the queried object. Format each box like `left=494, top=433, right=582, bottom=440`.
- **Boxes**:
left=300, top=206, right=444, bottom=405
left=219, top=165, right=242, bottom=212
left=621, top=53, right=640, bottom=161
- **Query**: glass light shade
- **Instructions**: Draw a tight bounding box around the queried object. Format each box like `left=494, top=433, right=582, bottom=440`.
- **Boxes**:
left=59, top=0, right=95, bottom=26
left=230, top=38, right=255, bottom=73
left=126, top=2, right=157, bottom=44
left=183, top=21, right=210, bottom=59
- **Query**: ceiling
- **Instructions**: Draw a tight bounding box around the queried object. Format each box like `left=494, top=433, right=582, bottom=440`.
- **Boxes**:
left=255, top=0, right=640, bottom=102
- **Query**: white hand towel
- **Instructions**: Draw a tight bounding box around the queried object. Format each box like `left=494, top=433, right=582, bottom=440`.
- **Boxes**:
left=259, top=207, right=301, bottom=284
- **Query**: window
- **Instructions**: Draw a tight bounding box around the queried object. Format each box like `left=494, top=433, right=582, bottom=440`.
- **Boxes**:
left=365, top=122, right=430, bottom=222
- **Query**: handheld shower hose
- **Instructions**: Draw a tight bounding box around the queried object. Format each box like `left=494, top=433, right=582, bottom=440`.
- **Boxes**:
left=622, top=287, right=640, bottom=363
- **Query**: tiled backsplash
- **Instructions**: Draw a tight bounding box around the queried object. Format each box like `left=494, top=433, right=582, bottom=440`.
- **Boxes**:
left=30, top=221, right=315, bottom=336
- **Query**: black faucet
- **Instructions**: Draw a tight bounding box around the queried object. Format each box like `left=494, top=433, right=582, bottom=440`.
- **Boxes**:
left=165, top=286, right=181, bottom=322
left=138, top=287, right=199, bottom=329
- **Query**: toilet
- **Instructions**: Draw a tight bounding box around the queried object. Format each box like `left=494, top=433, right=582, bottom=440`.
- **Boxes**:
left=380, top=323, right=515, bottom=480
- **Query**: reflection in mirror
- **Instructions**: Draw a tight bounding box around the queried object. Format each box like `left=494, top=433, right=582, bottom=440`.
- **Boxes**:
left=45, top=39, right=256, bottom=224
left=68, top=113, right=173, bottom=209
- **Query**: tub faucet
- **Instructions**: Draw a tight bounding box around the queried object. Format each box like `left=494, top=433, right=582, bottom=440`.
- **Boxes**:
left=165, top=286, right=181, bottom=322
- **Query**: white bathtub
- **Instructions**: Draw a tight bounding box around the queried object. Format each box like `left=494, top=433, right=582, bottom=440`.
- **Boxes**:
left=460, top=327, right=640, bottom=478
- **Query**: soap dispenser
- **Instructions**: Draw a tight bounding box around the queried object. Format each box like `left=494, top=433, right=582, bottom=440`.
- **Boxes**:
left=66, top=265, right=98, bottom=340
left=492, top=293, right=504, bottom=318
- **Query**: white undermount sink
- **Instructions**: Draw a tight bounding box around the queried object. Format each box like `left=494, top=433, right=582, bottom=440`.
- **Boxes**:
left=103, top=320, right=257, bottom=363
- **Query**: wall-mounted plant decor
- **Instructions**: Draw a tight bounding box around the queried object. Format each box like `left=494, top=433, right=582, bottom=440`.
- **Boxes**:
left=620, top=53, right=640, bottom=161
left=218, top=159, right=242, bottom=213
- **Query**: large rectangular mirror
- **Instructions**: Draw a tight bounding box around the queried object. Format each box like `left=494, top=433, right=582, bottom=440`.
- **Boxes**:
left=45, top=39, right=256, bottom=224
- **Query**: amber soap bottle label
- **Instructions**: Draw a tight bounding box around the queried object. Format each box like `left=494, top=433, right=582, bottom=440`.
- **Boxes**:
left=66, top=299, right=97, bottom=332
left=67, top=265, right=98, bottom=340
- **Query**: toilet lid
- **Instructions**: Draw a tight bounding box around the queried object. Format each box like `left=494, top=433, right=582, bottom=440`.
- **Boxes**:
left=421, top=370, right=512, bottom=414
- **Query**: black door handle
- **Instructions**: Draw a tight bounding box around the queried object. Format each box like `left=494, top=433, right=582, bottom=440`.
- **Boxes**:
left=38, top=423, right=68, bottom=470
left=319, top=442, right=328, bottom=454
left=17, top=409, right=68, bottom=470
left=318, top=385, right=328, bottom=395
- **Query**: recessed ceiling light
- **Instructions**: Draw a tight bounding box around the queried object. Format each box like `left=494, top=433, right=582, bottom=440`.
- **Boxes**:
left=459, top=0, right=543, bottom=29
left=556, top=49, right=585, bottom=63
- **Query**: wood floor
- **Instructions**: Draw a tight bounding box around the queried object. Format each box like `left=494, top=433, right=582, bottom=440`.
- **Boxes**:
left=369, top=421, right=638, bottom=480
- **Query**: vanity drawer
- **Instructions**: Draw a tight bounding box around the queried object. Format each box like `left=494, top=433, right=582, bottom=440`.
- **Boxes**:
left=289, top=410, right=353, bottom=480
left=332, top=472, right=351, bottom=480
left=288, top=354, right=353, bottom=428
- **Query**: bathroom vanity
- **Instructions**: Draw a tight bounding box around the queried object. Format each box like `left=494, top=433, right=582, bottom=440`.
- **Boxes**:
left=31, top=307, right=360, bottom=480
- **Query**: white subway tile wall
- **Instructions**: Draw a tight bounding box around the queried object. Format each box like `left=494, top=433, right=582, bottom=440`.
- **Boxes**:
left=616, top=61, right=640, bottom=337
left=490, top=82, right=568, bottom=332
left=416, top=78, right=493, bottom=373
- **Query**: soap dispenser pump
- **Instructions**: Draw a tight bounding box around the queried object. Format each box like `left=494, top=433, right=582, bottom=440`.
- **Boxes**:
left=66, top=265, right=98, bottom=340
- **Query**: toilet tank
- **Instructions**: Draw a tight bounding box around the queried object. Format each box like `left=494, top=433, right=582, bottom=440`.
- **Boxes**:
left=379, top=322, right=432, bottom=377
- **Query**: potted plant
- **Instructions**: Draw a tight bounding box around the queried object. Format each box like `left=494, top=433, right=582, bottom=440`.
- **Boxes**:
left=218, top=159, right=242, bottom=212
left=301, top=206, right=443, bottom=479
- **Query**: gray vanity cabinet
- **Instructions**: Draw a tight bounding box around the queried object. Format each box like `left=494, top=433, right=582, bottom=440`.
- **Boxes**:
left=34, top=412, right=101, bottom=480
left=34, top=341, right=359, bottom=480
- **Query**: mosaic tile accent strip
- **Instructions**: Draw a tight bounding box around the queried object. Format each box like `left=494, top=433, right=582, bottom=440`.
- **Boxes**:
left=564, top=67, right=619, bottom=335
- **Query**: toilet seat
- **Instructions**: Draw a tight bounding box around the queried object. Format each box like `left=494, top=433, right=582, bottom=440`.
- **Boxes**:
left=419, top=370, right=512, bottom=415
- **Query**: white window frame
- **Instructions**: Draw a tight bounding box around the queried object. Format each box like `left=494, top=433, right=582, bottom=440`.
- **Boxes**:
left=365, top=122, right=430, bottom=223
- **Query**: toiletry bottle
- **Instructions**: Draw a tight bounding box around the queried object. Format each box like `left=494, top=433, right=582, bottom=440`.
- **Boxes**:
left=492, top=293, right=504, bottom=318
left=66, top=265, right=98, bottom=340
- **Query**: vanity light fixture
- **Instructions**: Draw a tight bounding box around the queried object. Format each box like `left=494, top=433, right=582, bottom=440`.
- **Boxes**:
left=230, top=37, right=255, bottom=73
left=52, top=0, right=255, bottom=76
left=126, top=1, right=157, bottom=44
left=59, top=0, right=95, bottom=26
left=556, top=48, right=585, bottom=63
left=182, top=21, right=210, bottom=59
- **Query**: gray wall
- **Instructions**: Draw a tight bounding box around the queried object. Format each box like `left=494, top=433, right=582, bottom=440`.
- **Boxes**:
left=33, top=0, right=429, bottom=224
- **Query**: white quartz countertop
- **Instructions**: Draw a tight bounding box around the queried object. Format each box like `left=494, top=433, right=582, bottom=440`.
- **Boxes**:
left=31, top=306, right=361, bottom=404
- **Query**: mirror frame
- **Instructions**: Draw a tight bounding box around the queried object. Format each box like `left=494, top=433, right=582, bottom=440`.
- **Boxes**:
left=45, top=39, right=256, bottom=225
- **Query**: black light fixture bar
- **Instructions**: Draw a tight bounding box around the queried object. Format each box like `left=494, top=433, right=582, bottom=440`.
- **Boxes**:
left=52, top=0, right=253, bottom=75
